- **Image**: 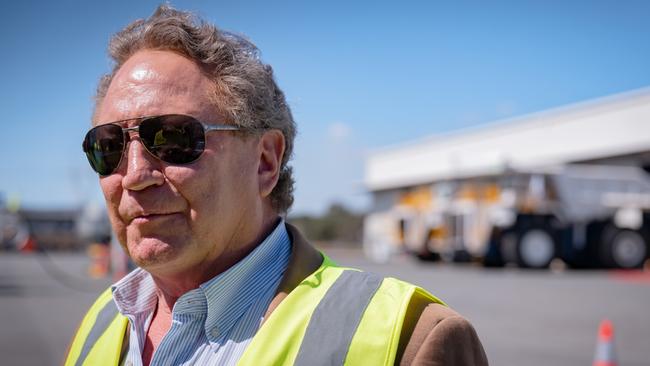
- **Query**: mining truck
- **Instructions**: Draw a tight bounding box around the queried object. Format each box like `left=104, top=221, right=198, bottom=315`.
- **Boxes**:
left=363, top=164, right=650, bottom=269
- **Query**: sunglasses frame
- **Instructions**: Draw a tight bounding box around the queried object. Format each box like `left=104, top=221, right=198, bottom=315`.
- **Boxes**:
left=83, top=114, right=241, bottom=176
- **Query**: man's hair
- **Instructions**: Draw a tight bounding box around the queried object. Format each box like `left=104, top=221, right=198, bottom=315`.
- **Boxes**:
left=95, top=5, right=296, bottom=214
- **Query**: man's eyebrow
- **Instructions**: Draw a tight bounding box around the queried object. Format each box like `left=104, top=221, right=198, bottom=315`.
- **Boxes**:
left=92, top=115, right=153, bottom=127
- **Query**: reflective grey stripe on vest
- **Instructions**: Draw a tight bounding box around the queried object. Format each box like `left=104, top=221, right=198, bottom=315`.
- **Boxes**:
left=75, top=299, right=119, bottom=366
left=294, top=270, right=383, bottom=366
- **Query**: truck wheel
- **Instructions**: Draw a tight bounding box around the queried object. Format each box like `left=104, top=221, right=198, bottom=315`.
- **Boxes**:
left=416, top=249, right=440, bottom=262
left=500, top=232, right=518, bottom=265
left=601, top=228, right=647, bottom=269
left=517, top=228, right=556, bottom=269
left=483, top=228, right=506, bottom=267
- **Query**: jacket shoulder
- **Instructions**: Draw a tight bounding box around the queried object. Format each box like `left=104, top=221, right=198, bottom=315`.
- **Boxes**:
left=65, top=287, right=122, bottom=365
left=398, top=296, right=488, bottom=366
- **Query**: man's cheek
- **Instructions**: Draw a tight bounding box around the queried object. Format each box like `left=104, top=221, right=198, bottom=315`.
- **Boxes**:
left=107, top=212, right=128, bottom=247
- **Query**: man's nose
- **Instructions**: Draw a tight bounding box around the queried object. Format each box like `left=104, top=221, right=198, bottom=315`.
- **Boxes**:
left=121, top=139, right=165, bottom=191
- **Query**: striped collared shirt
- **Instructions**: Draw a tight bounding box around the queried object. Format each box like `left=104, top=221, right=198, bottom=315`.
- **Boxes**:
left=111, top=220, right=291, bottom=366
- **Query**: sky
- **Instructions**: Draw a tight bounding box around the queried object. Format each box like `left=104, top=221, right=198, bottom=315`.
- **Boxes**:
left=1, top=0, right=649, bottom=215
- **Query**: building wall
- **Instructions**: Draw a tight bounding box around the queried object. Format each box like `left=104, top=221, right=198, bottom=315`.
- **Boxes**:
left=365, top=88, right=650, bottom=193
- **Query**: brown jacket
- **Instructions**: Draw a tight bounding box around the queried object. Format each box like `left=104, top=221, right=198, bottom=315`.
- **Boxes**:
left=271, top=224, right=489, bottom=366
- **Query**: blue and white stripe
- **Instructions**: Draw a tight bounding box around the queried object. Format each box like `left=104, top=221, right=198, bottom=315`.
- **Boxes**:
left=111, top=219, right=291, bottom=366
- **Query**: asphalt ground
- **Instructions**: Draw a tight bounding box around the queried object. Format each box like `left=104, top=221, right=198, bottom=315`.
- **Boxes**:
left=1, top=249, right=649, bottom=365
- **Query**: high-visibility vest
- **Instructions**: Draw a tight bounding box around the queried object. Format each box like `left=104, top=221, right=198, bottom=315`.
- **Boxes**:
left=65, top=256, right=444, bottom=366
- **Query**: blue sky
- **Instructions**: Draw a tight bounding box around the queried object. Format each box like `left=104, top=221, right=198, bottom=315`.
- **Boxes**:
left=1, top=0, right=649, bottom=215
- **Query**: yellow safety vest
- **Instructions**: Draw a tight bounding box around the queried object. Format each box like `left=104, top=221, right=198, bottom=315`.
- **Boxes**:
left=65, top=256, right=444, bottom=366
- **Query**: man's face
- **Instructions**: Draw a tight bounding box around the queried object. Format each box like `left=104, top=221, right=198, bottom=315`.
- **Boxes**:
left=95, top=50, right=264, bottom=278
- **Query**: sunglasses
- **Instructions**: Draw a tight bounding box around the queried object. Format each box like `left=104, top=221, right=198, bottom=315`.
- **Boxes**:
left=82, top=114, right=240, bottom=176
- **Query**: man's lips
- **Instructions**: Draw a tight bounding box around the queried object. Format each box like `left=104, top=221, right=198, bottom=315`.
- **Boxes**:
left=129, top=212, right=181, bottom=224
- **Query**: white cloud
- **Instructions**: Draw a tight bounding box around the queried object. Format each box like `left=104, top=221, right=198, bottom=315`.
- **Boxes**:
left=327, top=122, right=352, bottom=142
left=496, top=100, right=517, bottom=117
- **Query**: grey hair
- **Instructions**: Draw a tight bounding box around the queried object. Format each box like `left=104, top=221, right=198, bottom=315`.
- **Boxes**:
left=95, top=4, right=296, bottom=214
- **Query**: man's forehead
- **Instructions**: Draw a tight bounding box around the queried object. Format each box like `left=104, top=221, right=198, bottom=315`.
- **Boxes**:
left=111, top=50, right=208, bottom=92
left=96, top=50, right=216, bottom=124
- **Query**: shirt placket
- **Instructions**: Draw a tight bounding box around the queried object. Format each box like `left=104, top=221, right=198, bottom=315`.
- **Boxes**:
left=149, top=312, right=206, bottom=366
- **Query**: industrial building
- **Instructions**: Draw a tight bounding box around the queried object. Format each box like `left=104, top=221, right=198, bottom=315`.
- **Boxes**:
left=363, top=88, right=650, bottom=268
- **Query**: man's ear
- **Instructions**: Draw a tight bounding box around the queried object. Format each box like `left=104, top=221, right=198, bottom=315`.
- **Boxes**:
left=257, top=129, right=285, bottom=198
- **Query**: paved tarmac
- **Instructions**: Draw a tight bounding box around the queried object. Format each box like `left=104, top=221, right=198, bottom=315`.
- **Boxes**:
left=1, top=249, right=649, bottom=365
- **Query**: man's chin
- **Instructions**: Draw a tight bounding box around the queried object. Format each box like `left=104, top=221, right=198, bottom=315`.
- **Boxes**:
left=127, top=237, right=183, bottom=271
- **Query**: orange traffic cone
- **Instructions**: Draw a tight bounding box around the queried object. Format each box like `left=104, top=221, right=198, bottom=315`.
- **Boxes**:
left=18, top=236, right=38, bottom=252
left=593, top=319, right=617, bottom=366
left=87, top=243, right=110, bottom=278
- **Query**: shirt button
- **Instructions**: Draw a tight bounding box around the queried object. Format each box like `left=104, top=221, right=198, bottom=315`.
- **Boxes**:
left=211, top=328, right=219, bottom=338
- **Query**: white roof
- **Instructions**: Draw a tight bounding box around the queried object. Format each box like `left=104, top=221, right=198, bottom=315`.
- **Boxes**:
left=365, top=88, right=650, bottom=192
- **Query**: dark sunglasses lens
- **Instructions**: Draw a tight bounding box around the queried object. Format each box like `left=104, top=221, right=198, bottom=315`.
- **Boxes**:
left=139, top=115, right=205, bottom=164
left=83, top=124, right=125, bottom=175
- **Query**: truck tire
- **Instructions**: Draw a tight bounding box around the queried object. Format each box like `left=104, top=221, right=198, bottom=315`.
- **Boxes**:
left=517, top=227, right=556, bottom=269
left=500, top=232, right=519, bottom=265
left=483, top=228, right=506, bottom=267
left=416, top=230, right=441, bottom=262
left=600, top=227, right=648, bottom=269
left=416, top=249, right=440, bottom=261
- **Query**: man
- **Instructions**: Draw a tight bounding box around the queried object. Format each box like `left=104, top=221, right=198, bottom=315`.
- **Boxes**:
left=66, top=5, right=487, bottom=366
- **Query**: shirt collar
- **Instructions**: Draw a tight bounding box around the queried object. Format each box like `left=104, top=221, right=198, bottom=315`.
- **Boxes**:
left=112, top=266, right=157, bottom=316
